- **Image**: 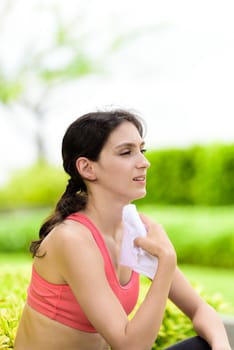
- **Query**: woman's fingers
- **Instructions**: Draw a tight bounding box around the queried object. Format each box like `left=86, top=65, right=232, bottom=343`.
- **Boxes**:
left=134, top=214, right=176, bottom=262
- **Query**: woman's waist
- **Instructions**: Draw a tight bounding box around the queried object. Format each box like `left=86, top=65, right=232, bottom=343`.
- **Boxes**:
left=16, top=304, right=109, bottom=350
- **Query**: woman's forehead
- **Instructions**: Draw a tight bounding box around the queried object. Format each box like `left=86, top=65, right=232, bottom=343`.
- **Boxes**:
left=106, top=121, right=143, bottom=146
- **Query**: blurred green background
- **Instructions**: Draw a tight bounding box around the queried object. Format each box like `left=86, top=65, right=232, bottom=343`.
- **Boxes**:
left=0, top=0, right=233, bottom=309
left=0, top=1, right=234, bottom=348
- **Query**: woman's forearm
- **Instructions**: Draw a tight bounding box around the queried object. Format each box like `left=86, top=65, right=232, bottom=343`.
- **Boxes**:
left=117, top=218, right=177, bottom=350
left=192, top=302, right=231, bottom=349
left=123, top=255, right=176, bottom=350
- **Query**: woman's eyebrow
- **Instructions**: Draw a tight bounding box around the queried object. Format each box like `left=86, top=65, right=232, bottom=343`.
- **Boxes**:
left=115, top=141, right=145, bottom=149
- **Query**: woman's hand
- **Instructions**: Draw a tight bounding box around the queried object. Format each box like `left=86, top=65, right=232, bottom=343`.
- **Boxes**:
left=134, top=213, right=177, bottom=266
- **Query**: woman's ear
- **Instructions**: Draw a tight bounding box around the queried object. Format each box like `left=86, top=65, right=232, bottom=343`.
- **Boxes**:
left=75, top=157, right=97, bottom=181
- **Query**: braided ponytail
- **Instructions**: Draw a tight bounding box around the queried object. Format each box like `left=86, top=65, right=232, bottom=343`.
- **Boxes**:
left=29, top=109, right=144, bottom=257
left=55, top=177, right=86, bottom=219
left=29, top=176, right=87, bottom=257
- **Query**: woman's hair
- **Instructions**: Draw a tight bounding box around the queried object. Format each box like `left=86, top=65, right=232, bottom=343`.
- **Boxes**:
left=30, top=109, right=144, bottom=256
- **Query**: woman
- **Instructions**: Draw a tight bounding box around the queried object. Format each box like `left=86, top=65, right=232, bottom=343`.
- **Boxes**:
left=14, top=110, right=231, bottom=350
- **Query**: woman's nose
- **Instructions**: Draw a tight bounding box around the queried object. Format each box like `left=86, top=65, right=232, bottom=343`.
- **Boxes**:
left=137, top=153, right=151, bottom=169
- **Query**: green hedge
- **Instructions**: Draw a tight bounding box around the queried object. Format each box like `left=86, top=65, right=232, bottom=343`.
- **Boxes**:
left=0, top=161, right=67, bottom=210
left=0, top=209, right=47, bottom=253
left=138, top=143, right=234, bottom=206
left=191, top=144, right=234, bottom=205
left=0, top=144, right=233, bottom=209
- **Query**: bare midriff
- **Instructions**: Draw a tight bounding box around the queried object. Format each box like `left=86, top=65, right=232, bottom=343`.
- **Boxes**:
left=14, top=305, right=109, bottom=350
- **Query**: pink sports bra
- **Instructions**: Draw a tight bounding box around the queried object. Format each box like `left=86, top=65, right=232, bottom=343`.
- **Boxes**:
left=27, top=213, right=139, bottom=332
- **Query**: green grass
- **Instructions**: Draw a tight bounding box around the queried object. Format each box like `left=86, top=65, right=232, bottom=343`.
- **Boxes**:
left=1, top=206, right=234, bottom=264
left=0, top=253, right=32, bottom=272
left=0, top=257, right=30, bottom=349
left=138, top=204, right=234, bottom=242
left=137, top=205, right=234, bottom=268
left=140, top=264, right=234, bottom=315
left=1, top=205, right=234, bottom=266
left=179, top=265, right=234, bottom=313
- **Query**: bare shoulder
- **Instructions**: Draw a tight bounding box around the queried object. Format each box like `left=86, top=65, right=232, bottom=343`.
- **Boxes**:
left=47, top=218, right=102, bottom=262
left=34, top=218, right=103, bottom=284
left=52, top=219, right=96, bottom=246
left=36, top=218, right=96, bottom=257
left=50, top=218, right=106, bottom=287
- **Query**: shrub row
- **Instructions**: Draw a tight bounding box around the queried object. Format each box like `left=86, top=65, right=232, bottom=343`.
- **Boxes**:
left=0, top=143, right=233, bottom=209
left=0, top=161, right=67, bottom=210
left=138, top=143, right=234, bottom=206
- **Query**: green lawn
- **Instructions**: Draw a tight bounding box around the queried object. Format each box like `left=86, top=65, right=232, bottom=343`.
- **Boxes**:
left=179, top=264, right=234, bottom=313
left=141, top=263, right=234, bottom=315
left=138, top=204, right=234, bottom=242
left=1, top=205, right=234, bottom=267
left=1, top=205, right=234, bottom=251
left=138, top=205, right=234, bottom=268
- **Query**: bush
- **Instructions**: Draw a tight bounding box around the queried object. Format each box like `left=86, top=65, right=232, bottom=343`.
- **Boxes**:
left=0, top=161, right=67, bottom=210
left=191, top=144, right=234, bottom=205
left=138, top=143, right=234, bottom=206
left=0, top=270, right=29, bottom=349
left=0, top=144, right=234, bottom=210
left=141, top=148, right=196, bottom=205
left=0, top=209, right=47, bottom=253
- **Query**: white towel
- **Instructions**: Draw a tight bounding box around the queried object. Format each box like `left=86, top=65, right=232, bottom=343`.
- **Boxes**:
left=120, top=204, right=158, bottom=279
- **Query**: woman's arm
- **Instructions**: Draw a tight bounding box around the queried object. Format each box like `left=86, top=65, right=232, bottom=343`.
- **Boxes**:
left=169, top=268, right=231, bottom=350
left=54, top=218, right=176, bottom=350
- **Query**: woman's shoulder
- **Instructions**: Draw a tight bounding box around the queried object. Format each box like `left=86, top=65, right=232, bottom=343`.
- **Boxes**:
left=51, top=218, right=96, bottom=247
left=33, top=217, right=102, bottom=283
left=36, top=217, right=96, bottom=258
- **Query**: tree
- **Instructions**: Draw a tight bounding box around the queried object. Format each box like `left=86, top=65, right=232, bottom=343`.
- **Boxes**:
left=0, top=0, right=166, bottom=163
left=0, top=1, right=102, bottom=161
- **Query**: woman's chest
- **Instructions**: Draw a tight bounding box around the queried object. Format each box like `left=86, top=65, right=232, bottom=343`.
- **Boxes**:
left=103, top=235, right=132, bottom=286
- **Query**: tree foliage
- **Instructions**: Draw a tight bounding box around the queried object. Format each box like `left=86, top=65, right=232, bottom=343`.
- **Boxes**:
left=0, top=1, right=112, bottom=162
left=0, top=0, right=167, bottom=165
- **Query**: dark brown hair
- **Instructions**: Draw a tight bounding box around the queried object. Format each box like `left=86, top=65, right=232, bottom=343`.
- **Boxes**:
left=30, top=109, right=144, bottom=257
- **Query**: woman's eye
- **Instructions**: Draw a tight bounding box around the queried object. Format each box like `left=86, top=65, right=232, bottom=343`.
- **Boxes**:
left=120, top=148, right=147, bottom=156
left=120, top=150, right=131, bottom=156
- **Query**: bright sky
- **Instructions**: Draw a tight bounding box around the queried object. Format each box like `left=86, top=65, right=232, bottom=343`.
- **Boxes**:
left=0, top=0, right=234, bottom=184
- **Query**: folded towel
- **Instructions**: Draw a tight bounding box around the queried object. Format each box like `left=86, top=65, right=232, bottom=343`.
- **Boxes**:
left=120, top=204, right=158, bottom=279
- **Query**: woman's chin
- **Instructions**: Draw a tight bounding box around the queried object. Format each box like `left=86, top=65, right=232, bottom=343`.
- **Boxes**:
left=133, top=190, right=147, bottom=201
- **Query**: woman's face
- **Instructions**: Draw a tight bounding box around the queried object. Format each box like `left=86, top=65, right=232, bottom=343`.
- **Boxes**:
left=93, top=121, right=150, bottom=203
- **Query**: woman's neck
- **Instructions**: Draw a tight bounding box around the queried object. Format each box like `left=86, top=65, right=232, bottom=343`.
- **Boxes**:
left=82, top=200, right=127, bottom=240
